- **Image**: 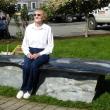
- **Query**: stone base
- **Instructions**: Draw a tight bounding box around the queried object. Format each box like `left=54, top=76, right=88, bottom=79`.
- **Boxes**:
left=0, top=66, right=22, bottom=88
left=0, top=65, right=98, bottom=103
left=36, top=71, right=98, bottom=103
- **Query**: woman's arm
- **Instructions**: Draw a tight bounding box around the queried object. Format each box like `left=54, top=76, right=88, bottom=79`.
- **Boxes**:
left=39, top=27, right=54, bottom=55
left=21, top=28, right=30, bottom=56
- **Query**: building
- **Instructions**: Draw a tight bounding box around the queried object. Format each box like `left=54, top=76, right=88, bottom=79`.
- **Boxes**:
left=16, top=0, right=47, bottom=12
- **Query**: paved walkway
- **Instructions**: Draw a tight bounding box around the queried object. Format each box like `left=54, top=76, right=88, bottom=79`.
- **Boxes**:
left=0, top=96, right=82, bottom=110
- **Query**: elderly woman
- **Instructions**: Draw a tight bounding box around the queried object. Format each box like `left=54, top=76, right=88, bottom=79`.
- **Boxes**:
left=16, top=9, right=54, bottom=99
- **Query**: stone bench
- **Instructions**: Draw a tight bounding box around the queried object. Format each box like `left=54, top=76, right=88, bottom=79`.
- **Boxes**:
left=0, top=55, right=110, bottom=103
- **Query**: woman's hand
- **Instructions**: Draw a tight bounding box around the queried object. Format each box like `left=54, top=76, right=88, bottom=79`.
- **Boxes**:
left=32, top=53, right=40, bottom=59
left=27, top=53, right=40, bottom=59
left=27, top=53, right=33, bottom=59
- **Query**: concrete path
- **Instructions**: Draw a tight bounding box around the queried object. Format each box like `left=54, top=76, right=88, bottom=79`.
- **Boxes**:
left=0, top=96, right=83, bottom=110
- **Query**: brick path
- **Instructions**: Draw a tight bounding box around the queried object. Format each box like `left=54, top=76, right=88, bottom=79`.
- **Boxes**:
left=0, top=96, right=82, bottom=110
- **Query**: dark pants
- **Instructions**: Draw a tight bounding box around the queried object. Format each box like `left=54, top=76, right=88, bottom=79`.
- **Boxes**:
left=21, top=47, right=49, bottom=92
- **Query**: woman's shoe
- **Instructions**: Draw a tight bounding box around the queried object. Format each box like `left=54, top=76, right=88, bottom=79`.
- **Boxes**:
left=23, top=91, right=31, bottom=99
left=16, top=90, right=24, bottom=99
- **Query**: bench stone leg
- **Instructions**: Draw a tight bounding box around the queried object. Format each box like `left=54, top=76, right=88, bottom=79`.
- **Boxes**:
left=93, top=75, right=105, bottom=100
left=36, top=71, right=99, bottom=103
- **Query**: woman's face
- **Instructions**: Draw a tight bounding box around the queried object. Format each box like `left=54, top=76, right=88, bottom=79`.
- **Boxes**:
left=34, top=10, right=44, bottom=24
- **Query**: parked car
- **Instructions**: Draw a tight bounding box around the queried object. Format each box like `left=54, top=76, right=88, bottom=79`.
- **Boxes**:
left=28, top=10, right=35, bottom=20
left=0, top=11, right=9, bottom=39
left=50, top=12, right=85, bottom=23
left=88, top=3, right=110, bottom=30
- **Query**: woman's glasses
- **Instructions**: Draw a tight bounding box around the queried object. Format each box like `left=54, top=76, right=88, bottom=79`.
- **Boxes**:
left=34, top=14, right=41, bottom=17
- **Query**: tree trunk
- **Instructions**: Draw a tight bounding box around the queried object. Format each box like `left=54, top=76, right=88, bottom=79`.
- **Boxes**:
left=85, top=14, right=89, bottom=37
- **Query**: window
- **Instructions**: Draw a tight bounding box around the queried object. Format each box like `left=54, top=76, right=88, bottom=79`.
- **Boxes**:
left=17, top=4, right=21, bottom=11
left=23, top=4, right=28, bottom=8
left=31, top=2, right=36, bottom=10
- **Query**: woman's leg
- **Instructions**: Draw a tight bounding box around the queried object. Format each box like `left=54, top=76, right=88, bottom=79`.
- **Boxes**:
left=21, top=56, right=33, bottom=92
left=26, top=55, right=49, bottom=92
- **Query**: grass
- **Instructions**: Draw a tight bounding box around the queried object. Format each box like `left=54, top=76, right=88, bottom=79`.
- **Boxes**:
left=1, top=35, right=110, bottom=60
left=0, top=39, right=22, bottom=52
left=0, top=35, right=110, bottom=60
left=53, top=35, right=110, bottom=60
left=1, top=35, right=110, bottom=109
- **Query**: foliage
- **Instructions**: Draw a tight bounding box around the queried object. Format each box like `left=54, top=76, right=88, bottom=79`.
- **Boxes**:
left=47, top=0, right=70, bottom=11
left=13, top=15, right=20, bottom=27
left=99, top=0, right=110, bottom=8
left=41, top=0, right=70, bottom=18
left=42, top=0, right=110, bottom=18
left=55, top=0, right=77, bottom=14
left=15, top=31, right=23, bottom=39
left=20, top=5, right=29, bottom=33
left=76, top=0, right=98, bottom=14
left=0, top=0, right=17, bottom=17
left=20, top=5, right=28, bottom=21
left=49, top=0, right=109, bottom=19
left=41, top=4, right=54, bottom=20
left=59, top=0, right=110, bottom=15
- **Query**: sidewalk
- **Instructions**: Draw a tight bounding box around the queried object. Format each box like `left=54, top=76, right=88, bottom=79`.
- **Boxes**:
left=0, top=96, right=82, bottom=110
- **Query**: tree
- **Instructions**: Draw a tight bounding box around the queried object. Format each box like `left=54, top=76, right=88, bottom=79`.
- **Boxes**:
left=0, top=0, right=17, bottom=17
left=20, top=5, right=29, bottom=29
left=60, top=0, right=110, bottom=37
left=55, top=0, right=77, bottom=14
left=77, top=0, right=110, bottom=37
left=79, top=0, right=99, bottom=37
left=41, top=0, right=70, bottom=20
left=99, top=0, right=110, bottom=7
left=49, top=0, right=110, bottom=37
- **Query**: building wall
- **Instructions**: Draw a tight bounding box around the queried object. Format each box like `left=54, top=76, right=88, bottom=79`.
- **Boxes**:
left=17, top=0, right=48, bottom=11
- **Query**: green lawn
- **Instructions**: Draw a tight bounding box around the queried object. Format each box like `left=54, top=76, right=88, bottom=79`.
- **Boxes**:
left=0, top=39, right=22, bottom=53
left=1, top=35, right=110, bottom=60
left=53, top=35, right=110, bottom=60
left=0, top=35, right=110, bottom=110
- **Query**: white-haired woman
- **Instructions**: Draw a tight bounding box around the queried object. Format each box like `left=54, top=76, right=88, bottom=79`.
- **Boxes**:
left=16, top=9, right=54, bottom=99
